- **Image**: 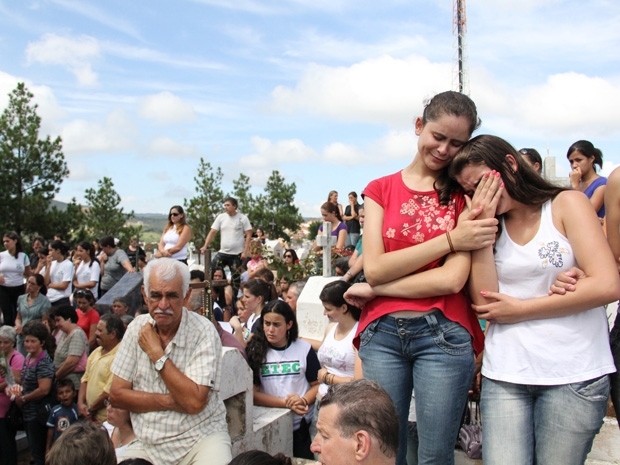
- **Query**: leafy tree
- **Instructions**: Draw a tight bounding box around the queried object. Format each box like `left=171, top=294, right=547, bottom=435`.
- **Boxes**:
left=0, top=82, right=69, bottom=236
left=307, top=220, right=321, bottom=241
left=249, top=170, right=303, bottom=242
left=231, top=173, right=255, bottom=215
left=84, top=177, right=139, bottom=245
left=39, top=199, right=88, bottom=245
left=185, top=159, right=224, bottom=251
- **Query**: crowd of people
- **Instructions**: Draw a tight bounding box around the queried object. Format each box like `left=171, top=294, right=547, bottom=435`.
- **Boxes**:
left=0, top=90, right=619, bottom=465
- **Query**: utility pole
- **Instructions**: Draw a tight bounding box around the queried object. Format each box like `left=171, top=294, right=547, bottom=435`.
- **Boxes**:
left=453, top=0, right=469, bottom=94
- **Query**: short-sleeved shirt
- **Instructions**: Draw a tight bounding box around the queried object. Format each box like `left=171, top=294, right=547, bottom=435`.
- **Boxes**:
left=40, top=260, right=74, bottom=303
left=21, top=351, right=55, bottom=421
left=81, top=344, right=119, bottom=423
left=0, top=251, right=29, bottom=287
left=257, top=339, right=320, bottom=430
left=111, top=310, right=228, bottom=465
left=77, top=309, right=100, bottom=341
left=211, top=212, right=252, bottom=255
left=17, top=293, right=51, bottom=326
left=101, top=249, right=130, bottom=291
left=318, top=221, right=348, bottom=237
left=74, top=260, right=101, bottom=297
left=47, top=403, right=79, bottom=441
left=0, top=350, right=25, bottom=417
left=54, top=328, right=88, bottom=390
left=359, top=171, right=484, bottom=354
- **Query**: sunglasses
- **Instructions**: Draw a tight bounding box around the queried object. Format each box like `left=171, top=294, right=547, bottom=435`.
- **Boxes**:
left=284, top=254, right=293, bottom=258
left=170, top=212, right=181, bottom=217
left=75, top=290, right=93, bottom=298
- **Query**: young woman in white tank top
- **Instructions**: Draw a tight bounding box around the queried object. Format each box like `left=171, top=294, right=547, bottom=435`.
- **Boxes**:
left=450, top=134, right=619, bottom=465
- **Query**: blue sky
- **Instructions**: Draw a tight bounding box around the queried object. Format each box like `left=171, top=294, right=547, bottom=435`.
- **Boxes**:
left=0, top=0, right=619, bottom=218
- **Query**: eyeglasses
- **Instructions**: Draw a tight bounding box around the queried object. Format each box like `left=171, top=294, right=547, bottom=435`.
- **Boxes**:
left=170, top=212, right=180, bottom=217
left=104, top=399, right=112, bottom=408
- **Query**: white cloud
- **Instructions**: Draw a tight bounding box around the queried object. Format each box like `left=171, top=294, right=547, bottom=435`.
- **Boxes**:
left=270, top=55, right=452, bottom=125
left=61, top=109, right=137, bottom=155
left=138, top=92, right=197, bottom=124
left=515, top=73, right=620, bottom=137
left=26, top=33, right=100, bottom=86
left=0, top=71, right=67, bottom=136
left=147, top=137, right=199, bottom=158
left=239, top=136, right=319, bottom=168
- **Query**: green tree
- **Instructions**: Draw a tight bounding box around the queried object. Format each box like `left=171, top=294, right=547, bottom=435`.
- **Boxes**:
left=230, top=173, right=255, bottom=215
left=249, top=170, right=303, bottom=242
left=39, top=199, right=88, bottom=245
left=0, top=82, right=69, bottom=235
left=185, top=159, right=224, bottom=250
left=84, top=177, right=139, bottom=245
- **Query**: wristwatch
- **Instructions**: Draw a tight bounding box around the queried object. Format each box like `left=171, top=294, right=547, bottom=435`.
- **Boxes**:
left=154, top=354, right=169, bottom=372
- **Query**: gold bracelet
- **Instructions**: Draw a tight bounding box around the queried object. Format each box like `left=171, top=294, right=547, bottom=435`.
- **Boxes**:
left=446, top=231, right=456, bottom=254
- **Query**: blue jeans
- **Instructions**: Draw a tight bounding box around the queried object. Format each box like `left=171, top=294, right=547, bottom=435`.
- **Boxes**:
left=481, top=375, right=610, bottom=465
left=359, top=312, right=475, bottom=465
left=609, top=312, right=620, bottom=423
left=346, top=233, right=360, bottom=248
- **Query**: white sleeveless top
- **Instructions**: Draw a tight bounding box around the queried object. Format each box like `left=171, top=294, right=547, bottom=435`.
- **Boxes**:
left=482, top=200, right=615, bottom=385
left=317, top=322, right=358, bottom=397
left=162, top=227, right=188, bottom=260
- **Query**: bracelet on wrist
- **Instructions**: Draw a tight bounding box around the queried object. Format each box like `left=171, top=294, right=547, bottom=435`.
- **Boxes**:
left=446, top=231, right=456, bottom=254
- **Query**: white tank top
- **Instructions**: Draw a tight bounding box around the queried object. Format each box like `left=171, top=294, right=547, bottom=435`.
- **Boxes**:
left=317, top=322, right=358, bottom=397
left=162, top=227, right=188, bottom=260
left=482, top=200, right=615, bottom=385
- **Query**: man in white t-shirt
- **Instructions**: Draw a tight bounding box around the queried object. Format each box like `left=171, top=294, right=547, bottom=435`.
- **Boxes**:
left=200, top=197, right=252, bottom=273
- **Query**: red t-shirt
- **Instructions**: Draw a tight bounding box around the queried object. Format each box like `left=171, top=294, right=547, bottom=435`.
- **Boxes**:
left=77, top=308, right=100, bottom=340
left=357, top=171, right=484, bottom=354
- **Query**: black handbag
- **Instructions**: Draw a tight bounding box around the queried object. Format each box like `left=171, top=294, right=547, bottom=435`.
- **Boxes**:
left=5, top=401, right=24, bottom=431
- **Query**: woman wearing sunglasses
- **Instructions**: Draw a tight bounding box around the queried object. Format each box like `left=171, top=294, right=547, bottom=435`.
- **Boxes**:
left=156, top=205, right=193, bottom=264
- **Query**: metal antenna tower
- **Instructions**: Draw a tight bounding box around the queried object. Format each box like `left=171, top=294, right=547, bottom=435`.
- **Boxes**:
left=452, top=0, right=469, bottom=94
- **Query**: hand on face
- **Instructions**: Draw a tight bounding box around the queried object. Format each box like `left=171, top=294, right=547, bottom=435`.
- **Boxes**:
left=467, top=170, right=504, bottom=220
left=138, top=322, right=164, bottom=362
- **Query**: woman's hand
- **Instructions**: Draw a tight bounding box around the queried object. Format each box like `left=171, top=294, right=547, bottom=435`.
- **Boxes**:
left=548, top=267, right=585, bottom=295
left=317, top=367, right=328, bottom=384
left=285, top=393, right=309, bottom=415
left=451, top=214, right=498, bottom=252
left=229, top=316, right=242, bottom=332
left=344, top=283, right=376, bottom=308
left=471, top=291, right=524, bottom=324
left=569, top=166, right=582, bottom=189
left=468, top=170, right=503, bottom=220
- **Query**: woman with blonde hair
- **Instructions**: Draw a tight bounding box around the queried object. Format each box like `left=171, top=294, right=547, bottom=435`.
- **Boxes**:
left=156, top=205, right=193, bottom=264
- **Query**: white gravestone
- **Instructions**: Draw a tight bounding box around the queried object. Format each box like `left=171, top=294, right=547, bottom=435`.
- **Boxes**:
left=296, top=276, right=340, bottom=341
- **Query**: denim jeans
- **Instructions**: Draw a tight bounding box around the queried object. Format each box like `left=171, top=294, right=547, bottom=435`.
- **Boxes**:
left=609, top=312, right=620, bottom=423
left=481, top=375, right=610, bottom=465
left=359, top=311, right=475, bottom=465
left=346, top=233, right=360, bottom=248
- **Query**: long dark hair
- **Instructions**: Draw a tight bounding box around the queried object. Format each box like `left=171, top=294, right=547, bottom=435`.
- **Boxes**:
left=566, top=140, right=604, bottom=172
left=49, top=240, right=69, bottom=258
left=78, top=241, right=98, bottom=268
left=319, top=280, right=361, bottom=321
left=165, top=205, right=188, bottom=234
left=449, top=134, right=566, bottom=208
left=419, top=91, right=481, bottom=205
left=246, top=300, right=298, bottom=387
left=321, top=201, right=343, bottom=222
left=30, top=273, right=47, bottom=296
left=3, top=231, right=24, bottom=258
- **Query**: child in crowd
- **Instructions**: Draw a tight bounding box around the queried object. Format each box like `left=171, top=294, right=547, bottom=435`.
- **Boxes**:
left=246, top=300, right=319, bottom=459
left=46, top=378, right=80, bottom=454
